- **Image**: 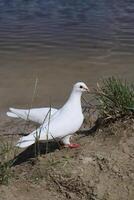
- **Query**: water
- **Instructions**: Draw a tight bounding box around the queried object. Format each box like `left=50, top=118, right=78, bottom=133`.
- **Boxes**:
left=0, top=0, right=134, bottom=109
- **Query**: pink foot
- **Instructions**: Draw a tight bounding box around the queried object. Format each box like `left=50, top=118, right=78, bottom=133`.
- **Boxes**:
left=64, top=143, right=80, bottom=148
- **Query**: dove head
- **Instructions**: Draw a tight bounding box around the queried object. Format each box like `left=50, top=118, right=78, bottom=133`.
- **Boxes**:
left=73, top=82, right=89, bottom=93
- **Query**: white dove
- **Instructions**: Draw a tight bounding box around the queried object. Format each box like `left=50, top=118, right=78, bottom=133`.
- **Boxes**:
left=16, top=82, right=89, bottom=148
left=7, top=107, right=58, bottom=124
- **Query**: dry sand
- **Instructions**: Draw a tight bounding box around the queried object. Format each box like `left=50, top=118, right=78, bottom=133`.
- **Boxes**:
left=0, top=114, right=134, bottom=200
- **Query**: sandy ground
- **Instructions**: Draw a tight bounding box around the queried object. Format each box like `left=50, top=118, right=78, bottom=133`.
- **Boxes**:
left=0, top=114, right=134, bottom=200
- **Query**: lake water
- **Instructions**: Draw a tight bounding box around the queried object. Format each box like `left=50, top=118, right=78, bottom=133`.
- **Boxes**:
left=0, top=0, right=134, bottom=109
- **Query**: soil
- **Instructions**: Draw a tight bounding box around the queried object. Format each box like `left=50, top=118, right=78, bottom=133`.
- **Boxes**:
left=0, top=114, right=134, bottom=200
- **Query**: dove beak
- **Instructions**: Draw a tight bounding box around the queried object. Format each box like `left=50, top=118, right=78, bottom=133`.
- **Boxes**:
left=84, top=86, right=90, bottom=93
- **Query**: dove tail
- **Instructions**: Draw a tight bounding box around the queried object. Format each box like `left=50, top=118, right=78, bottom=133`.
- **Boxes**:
left=6, top=111, right=19, bottom=118
left=16, top=135, right=35, bottom=148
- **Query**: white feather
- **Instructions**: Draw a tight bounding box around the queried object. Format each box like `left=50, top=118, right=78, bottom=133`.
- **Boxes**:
left=7, top=112, right=19, bottom=118
left=7, top=107, right=57, bottom=124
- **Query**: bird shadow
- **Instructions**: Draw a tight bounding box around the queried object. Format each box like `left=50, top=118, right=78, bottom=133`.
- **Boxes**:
left=79, top=118, right=100, bottom=137
left=12, top=141, right=61, bottom=166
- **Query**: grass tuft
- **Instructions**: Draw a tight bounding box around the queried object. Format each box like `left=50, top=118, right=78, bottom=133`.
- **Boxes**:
left=94, top=77, right=134, bottom=119
left=0, top=139, right=16, bottom=185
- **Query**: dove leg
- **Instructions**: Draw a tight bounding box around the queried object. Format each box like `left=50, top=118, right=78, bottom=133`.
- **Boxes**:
left=61, top=135, right=71, bottom=145
left=61, top=135, right=80, bottom=148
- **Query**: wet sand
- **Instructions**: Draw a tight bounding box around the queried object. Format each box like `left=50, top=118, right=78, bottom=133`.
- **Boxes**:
left=0, top=52, right=133, bottom=111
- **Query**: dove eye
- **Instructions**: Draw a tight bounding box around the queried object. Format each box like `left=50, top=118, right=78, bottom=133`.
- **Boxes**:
left=80, top=85, right=83, bottom=89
